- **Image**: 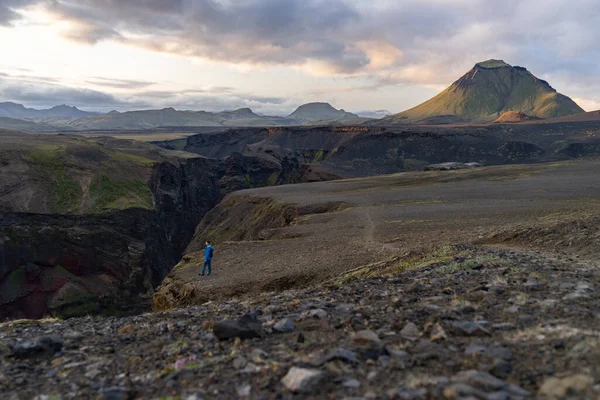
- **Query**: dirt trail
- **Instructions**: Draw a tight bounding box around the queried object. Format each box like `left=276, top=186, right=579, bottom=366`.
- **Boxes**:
left=361, top=206, right=401, bottom=253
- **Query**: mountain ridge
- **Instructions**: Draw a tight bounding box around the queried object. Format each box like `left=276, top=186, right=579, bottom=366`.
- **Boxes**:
left=0, top=102, right=369, bottom=131
left=382, top=59, right=584, bottom=124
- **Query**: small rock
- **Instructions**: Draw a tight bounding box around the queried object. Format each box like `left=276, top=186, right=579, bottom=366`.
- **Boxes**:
left=385, top=346, right=409, bottom=360
left=406, top=282, right=427, bottom=293
left=452, top=370, right=506, bottom=392
left=504, top=305, right=520, bottom=314
left=236, top=383, right=251, bottom=398
left=351, top=330, right=381, bottom=345
left=316, top=348, right=359, bottom=365
left=443, top=383, right=486, bottom=399
left=273, top=318, right=295, bottom=333
left=429, top=323, right=447, bottom=342
left=491, top=322, right=516, bottom=331
left=281, top=367, right=324, bottom=393
left=213, top=313, right=264, bottom=340
left=517, top=314, right=535, bottom=328
left=489, top=360, right=513, bottom=380
left=240, top=362, right=260, bottom=374
left=538, top=374, right=594, bottom=399
left=343, top=379, right=361, bottom=389
left=465, top=344, right=487, bottom=356
left=400, top=322, right=421, bottom=338
left=233, top=356, right=247, bottom=370
left=9, top=336, right=63, bottom=359
left=249, top=348, right=268, bottom=364
left=386, top=388, right=428, bottom=399
left=100, top=387, right=130, bottom=400
left=306, top=309, right=328, bottom=319
left=449, top=321, right=491, bottom=337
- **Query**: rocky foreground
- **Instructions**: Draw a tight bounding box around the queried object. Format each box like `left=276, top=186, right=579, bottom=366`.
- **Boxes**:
left=1, top=245, right=599, bottom=399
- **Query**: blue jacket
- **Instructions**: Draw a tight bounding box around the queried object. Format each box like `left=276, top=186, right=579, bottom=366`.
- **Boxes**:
left=204, top=245, right=213, bottom=261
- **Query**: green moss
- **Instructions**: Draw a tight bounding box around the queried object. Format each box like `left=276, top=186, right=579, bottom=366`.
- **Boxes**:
left=103, top=149, right=155, bottom=166
left=267, top=171, right=280, bottom=186
left=244, top=173, right=254, bottom=188
left=25, top=147, right=82, bottom=213
left=312, top=149, right=325, bottom=163
left=90, top=174, right=153, bottom=212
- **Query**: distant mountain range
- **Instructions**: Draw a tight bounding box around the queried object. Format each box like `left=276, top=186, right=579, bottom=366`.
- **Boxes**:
left=0, top=102, right=94, bottom=119
left=382, top=60, right=584, bottom=124
left=0, top=61, right=593, bottom=132
left=0, top=102, right=371, bottom=131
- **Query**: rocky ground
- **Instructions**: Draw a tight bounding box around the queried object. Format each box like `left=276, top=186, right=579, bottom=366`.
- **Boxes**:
left=2, top=245, right=599, bottom=399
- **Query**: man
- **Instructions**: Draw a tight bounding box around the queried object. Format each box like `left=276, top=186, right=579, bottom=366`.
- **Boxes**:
left=201, top=240, right=214, bottom=276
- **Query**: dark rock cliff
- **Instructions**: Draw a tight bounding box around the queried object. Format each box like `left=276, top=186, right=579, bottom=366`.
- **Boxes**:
left=0, top=138, right=222, bottom=320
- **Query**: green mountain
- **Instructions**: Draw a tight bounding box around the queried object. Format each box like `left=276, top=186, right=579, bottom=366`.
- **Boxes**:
left=384, top=60, right=584, bottom=124
left=288, top=102, right=359, bottom=122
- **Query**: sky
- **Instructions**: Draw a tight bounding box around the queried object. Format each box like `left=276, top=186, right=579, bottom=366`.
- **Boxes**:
left=0, top=0, right=599, bottom=115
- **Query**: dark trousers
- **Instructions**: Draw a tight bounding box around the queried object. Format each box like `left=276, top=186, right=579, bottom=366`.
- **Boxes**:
left=202, top=259, right=212, bottom=276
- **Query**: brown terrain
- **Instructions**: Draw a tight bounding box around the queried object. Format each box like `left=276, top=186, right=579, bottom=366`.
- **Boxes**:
left=154, top=158, right=600, bottom=309
left=2, top=158, right=600, bottom=399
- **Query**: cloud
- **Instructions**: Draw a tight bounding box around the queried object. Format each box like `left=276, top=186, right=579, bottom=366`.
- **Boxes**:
left=86, top=77, right=156, bottom=89
left=3, top=0, right=600, bottom=111
left=0, top=0, right=37, bottom=25
left=0, top=74, right=292, bottom=113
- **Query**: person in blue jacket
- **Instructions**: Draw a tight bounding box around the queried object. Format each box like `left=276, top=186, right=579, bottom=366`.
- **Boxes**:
left=201, top=240, right=214, bottom=276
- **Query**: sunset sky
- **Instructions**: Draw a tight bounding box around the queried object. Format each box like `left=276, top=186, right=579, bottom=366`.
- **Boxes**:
left=0, top=0, right=599, bottom=115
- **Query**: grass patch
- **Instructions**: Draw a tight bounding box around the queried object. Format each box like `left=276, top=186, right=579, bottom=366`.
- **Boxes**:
left=312, top=149, right=325, bottom=163
left=267, top=171, right=280, bottom=186
left=244, top=173, right=254, bottom=188
left=336, top=245, right=463, bottom=285
left=102, top=149, right=155, bottom=166
left=90, top=174, right=153, bottom=212
left=25, top=147, right=82, bottom=213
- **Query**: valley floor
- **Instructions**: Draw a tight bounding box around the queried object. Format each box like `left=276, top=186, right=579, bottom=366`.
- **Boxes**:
left=1, top=245, right=599, bottom=399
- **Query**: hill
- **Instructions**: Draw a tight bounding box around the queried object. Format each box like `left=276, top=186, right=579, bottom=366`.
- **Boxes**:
left=383, top=59, right=584, bottom=124
left=0, top=116, right=56, bottom=131
left=288, top=102, right=359, bottom=122
left=66, top=108, right=225, bottom=130
left=494, top=111, right=540, bottom=123
left=0, top=102, right=92, bottom=119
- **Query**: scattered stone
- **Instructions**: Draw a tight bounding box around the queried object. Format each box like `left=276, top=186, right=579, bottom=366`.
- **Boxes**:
left=489, top=360, right=512, bottom=380
left=213, top=313, right=264, bottom=340
left=538, top=374, right=594, bottom=399
left=443, top=383, right=486, bottom=399
left=406, top=282, right=427, bottom=293
left=429, top=323, right=447, bottom=342
left=273, top=318, right=295, bottom=333
left=249, top=348, right=268, bottom=364
left=400, top=322, right=420, bottom=338
left=342, top=378, right=361, bottom=389
left=385, top=346, right=409, bottom=360
left=281, top=367, right=324, bottom=393
left=236, top=383, right=251, bottom=398
left=316, top=348, right=359, bottom=365
left=351, top=330, right=381, bottom=345
left=448, top=321, right=491, bottom=337
left=100, top=387, right=130, bottom=400
left=452, top=370, right=506, bottom=392
left=9, top=336, right=63, bottom=359
left=306, top=309, right=328, bottom=319
left=386, top=388, right=428, bottom=399
left=232, top=356, right=247, bottom=370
